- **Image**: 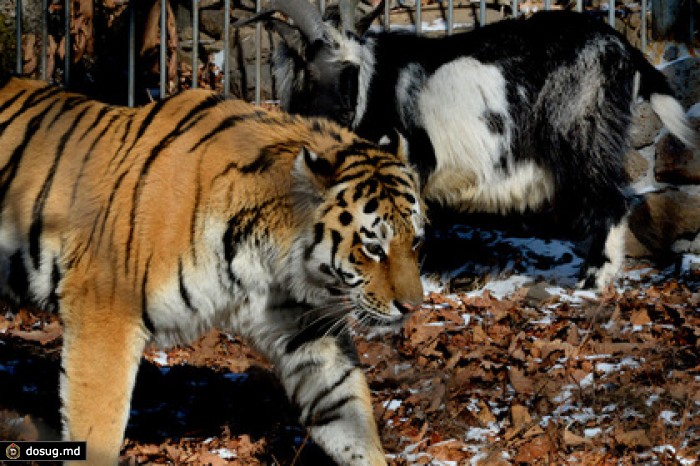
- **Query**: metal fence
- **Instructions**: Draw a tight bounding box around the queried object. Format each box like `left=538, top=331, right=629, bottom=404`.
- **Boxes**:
left=13, top=0, right=650, bottom=107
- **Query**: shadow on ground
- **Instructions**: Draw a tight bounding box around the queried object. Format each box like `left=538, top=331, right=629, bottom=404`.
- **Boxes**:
left=0, top=339, right=336, bottom=465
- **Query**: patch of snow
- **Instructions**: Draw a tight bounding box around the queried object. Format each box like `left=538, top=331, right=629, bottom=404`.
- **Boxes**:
left=151, top=351, right=169, bottom=367
left=464, top=426, right=497, bottom=442
left=623, top=267, right=655, bottom=282
left=579, top=373, right=594, bottom=388
left=680, top=254, right=700, bottom=275
left=469, top=274, right=530, bottom=299
left=621, top=407, right=643, bottom=420
left=421, top=275, right=444, bottom=294
left=383, top=399, right=402, bottom=411
left=660, top=410, right=682, bottom=426
left=584, top=427, right=602, bottom=438
left=595, top=357, right=640, bottom=374
left=602, top=403, right=617, bottom=413
left=585, top=354, right=612, bottom=360
left=469, top=452, right=489, bottom=465
left=212, top=448, right=237, bottom=459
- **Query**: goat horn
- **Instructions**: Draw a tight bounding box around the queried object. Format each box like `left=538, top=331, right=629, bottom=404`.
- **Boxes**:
left=267, top=0, right=327, bottom=43
left=339, top=0, right=359, bottom=35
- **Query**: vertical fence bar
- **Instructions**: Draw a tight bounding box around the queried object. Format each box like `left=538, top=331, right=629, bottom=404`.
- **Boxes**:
left=608, top=0, right=615, bottom=26
left=15, top=0, right=22, bottom=75
left=223, top=0, right=230, bottom=97
left=544, top=0, right=551, bottom=10
left=41, top=0, right=47, bottom=80
left=255, top=0, right=261, bottom=104
left=128, top=0, right=135, bottom=107
left=512, top=0, right=518, bottom=18
left=64, top=0, right=71, bottom=86
left=319, top=0, right=325, bottom=14
left=641, top=0, right=647, bottom=52
left=415, top=0, right=421, bottom=34
left=192, top=0, right=199, bottom=89
left=480, top=0, right=486, bottom=26
left=689, top=0, right=694, bottom=49
left=576, top=0, right=582, bottom=12
left=384, top=0, right=390, bottom=31
left=160, top=0, right=167, bottom=98
left=447, top=0, right=453, bottom=34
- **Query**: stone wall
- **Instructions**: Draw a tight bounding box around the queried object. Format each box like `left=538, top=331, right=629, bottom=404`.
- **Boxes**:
left=625, top=44, right=700, bottom=261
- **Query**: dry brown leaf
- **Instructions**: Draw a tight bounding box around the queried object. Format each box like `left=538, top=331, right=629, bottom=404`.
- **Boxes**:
left=514, top=436, right=553, bottom=463
left=563, top=429, right=592, bottom=446
left=510, top=404, right=532, bottom=431
left=196, top=452, right=231, bottom=466
left=472, top=325, right=488, bottom=343
left=10, top=321, right=63, bottom=345
left=509, top=368, right=535, bottom=395
left=630, top=308, right=652, bottom=326
left=615, top=429, right=652, bottom=447
left=426, top=439, right=469, bottom=461
left=477, top=401, right=496, bottom=426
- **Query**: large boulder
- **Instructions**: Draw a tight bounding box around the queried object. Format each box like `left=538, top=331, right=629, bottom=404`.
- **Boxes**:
left=655, top=103, right=700, bottom=184
left=625, top=147, right=651, bottom=184
left=630, top=101, right=663, bottom=149
left=661, top=56, right=700, bottom=110
left=625, top=187, right=700, bottom=258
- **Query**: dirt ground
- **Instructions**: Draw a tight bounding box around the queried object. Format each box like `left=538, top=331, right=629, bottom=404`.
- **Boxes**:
left=1, top=254, right=698, bottom=465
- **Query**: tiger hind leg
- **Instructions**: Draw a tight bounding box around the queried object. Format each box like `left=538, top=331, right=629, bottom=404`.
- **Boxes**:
left=60, top=297, right=148, bottom=465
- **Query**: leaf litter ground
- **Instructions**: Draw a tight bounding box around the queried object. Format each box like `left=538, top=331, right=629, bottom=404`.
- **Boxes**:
left=1, top=227, right=698, bottom=465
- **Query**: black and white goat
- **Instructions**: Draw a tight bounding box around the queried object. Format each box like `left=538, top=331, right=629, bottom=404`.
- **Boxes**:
left=241, top=0, right=697, bottom=289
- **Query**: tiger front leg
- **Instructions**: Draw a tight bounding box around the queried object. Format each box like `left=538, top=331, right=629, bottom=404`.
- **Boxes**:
left=266, top=328, right=386, bottom=466
left=60, top=293, right=148, bottom=465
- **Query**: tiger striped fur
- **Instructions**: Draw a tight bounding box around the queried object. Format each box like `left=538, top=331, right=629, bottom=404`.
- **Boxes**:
left=0, top=78, right=425, bottom=465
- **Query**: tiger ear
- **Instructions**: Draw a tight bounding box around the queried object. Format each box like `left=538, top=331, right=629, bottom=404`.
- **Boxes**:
left=293, top=147, right=334, bottom=205
left=378, top=130, right=410, bottom=163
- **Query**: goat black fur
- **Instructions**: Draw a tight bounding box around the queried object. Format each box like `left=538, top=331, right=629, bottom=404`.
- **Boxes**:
left=253, top=8, right=696, bottom=289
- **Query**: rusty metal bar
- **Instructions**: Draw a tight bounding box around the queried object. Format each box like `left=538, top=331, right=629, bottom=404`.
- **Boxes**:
left=64, top=0, right=71, bottom=86
left=416, top=0, right=421, bottom=34
left=192, top=0, right=199, bottom=89
left=160, top=0, right=167, bottom=97
left=609, top=0, right=615, bottom=26
left=255, top=0, right=261, bottom=104
left=128, top=0, right=136, bottom=106
left=384, top=0, right=390, bottom=30
left=15, top=0, right=22, bottom=75
left=41, top=0, right=47, bottom=80
left=641, top=0, right=647, bottom=52
left=447, top=0, right=453, bottom=34
left=223, top=0, right=230, bottom=97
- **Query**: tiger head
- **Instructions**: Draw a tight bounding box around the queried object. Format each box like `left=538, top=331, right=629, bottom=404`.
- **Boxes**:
left=290, top=137, right=425, bottom=326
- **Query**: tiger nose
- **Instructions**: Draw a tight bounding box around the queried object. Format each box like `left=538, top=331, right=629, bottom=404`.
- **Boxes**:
left=393, top=300, right=419, bottom=315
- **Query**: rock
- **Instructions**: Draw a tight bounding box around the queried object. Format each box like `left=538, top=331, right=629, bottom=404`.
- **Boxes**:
left=624, top=148, right=650, bottom=183
left=655, top=104, right=700, bottom=184
left=200, top=9, right=225, bottom=40
left=661, top=56, right=700, bottom=110
left=626, top=188, right=700, bottom=258
left=525, top=282, right=551, bottom=306
left=630, top=101, right=663, bottom=149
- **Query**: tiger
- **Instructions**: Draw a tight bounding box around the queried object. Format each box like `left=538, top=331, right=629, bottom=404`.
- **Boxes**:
left=0, top=77, right=425, bottom=466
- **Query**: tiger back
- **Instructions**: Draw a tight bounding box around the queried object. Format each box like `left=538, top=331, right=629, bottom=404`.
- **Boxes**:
left=0, top=78, right=425, bottom=466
